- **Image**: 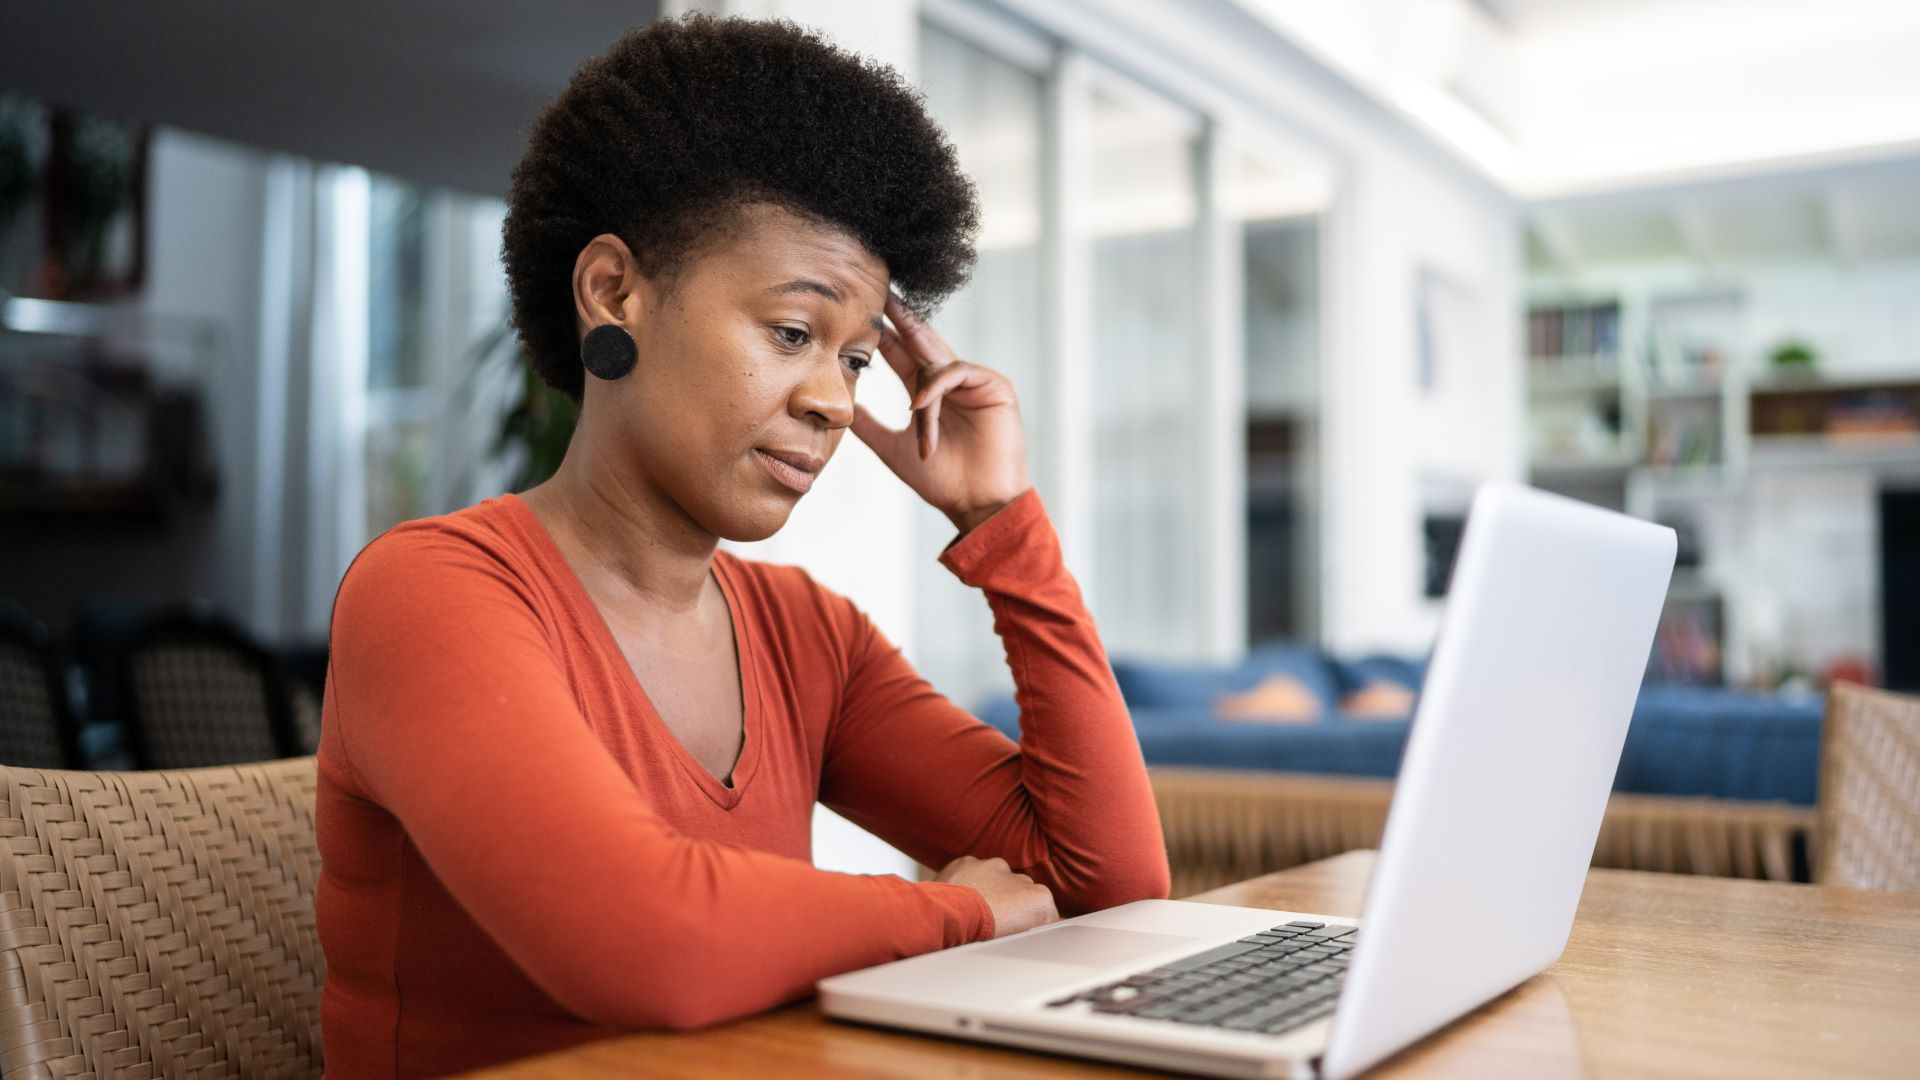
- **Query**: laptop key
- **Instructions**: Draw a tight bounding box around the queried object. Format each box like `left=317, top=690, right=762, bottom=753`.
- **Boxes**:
left=1283, top=921, right=1325, bottom=930
left=1165, top=942, right=1265, bottom=973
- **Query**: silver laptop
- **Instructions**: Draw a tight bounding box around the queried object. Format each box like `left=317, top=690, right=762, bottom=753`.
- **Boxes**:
left=819, top=481, right=1676, bottom=1079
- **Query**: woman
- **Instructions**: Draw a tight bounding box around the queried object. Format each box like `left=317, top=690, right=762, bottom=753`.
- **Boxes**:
left=317, top=15, right=1169, bottom=1078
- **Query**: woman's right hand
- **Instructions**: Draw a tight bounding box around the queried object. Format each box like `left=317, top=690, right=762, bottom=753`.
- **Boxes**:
left=935, top=855, right=1061, bottom=938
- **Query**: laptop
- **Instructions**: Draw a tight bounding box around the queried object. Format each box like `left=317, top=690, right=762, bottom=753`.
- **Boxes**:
left=818, top=481, right=1677, bottom=1079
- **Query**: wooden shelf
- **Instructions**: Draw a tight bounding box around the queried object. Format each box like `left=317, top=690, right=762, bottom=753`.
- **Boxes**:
left=1747, top=434, right=1920, bottom=470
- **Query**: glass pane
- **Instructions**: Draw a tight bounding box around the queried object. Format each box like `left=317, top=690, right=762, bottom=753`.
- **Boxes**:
left=1088, top=78, right=1205, bottom=659
left=365, top=418, right=434, bottom=536
left=1240, top=149, right=1326, bottom=643
left=913, top=22, right=1047, bottom=711
left=368, top=176, right=428, bottom=390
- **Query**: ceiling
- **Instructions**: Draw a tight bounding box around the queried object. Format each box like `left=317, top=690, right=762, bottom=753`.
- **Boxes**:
left=0, top=0, right=663, bottom=197
left=1525, top=153, right=1920, bottom=269
left=1237, top=0, right=1920, bottom=198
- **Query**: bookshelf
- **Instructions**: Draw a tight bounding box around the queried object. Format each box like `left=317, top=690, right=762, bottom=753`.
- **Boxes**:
left=1525, top=275, right=1920, bottom=687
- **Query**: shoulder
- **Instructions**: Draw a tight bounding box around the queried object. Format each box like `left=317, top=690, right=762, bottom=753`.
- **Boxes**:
left=350, top=494, right=539, bottom=575
left=332, top=496, right=551, bottom=635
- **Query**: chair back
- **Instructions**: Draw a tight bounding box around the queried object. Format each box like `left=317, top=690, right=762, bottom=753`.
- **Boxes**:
left=0, top=607, right=83, bottom=769
left=1816, top=682, right=1920, bottom=891
left=0, top=757, right=324, bottom=1078
left=121, top=610, right=303, bottom=769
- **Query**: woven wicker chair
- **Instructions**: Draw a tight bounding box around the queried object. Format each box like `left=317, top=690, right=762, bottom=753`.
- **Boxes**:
left=1815, top=681, right=1920, bottom=891
left=0, top=757, right=324, bottom=1078
left=120, top=610, right=305, bottom=770
left=0, top=606, right=83, bottom=770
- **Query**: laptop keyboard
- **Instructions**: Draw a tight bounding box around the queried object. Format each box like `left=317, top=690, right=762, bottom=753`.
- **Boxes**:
left=1043, top=921, right=1354, bottom=1036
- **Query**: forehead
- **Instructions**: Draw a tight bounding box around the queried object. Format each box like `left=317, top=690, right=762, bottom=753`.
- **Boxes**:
left=693, top=202, right=889, bottom=302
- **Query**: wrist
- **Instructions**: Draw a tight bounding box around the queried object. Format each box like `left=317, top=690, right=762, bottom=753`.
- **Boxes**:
left=946, top=490, right=1027, bottom=538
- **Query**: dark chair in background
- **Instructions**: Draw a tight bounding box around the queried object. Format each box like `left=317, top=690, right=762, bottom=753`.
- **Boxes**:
left=0, top=605, right=85, bottom=769
left=119, top=607, right=307, bottom=769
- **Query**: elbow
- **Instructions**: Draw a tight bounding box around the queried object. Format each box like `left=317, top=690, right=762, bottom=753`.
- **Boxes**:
left=1059, top=859, right=1173, bottom=914
left=1136, top=861, right=1174, bottom=902
left=1105, top=861, right=1173, bottom=905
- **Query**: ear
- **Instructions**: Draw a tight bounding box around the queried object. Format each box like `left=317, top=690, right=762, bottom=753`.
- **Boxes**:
left=572, top=233, right=657, bottom=340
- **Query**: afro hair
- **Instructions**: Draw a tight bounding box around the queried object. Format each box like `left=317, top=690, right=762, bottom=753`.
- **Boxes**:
left=500, top=14, right=980, bottom=402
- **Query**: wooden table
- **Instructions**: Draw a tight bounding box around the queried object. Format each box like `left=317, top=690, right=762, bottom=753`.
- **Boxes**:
left=463, top=851, right=1920, bottom=1079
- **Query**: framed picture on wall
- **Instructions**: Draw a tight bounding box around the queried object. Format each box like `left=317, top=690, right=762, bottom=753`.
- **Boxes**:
left=0, top=95, right=149, bottom=302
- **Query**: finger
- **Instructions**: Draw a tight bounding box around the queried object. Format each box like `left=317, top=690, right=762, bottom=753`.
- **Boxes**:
left=908, top=361, right=1001, bottom=411
left=885, top=292, right=958, bottom=368
left=911, top=363, right=979, bottom=458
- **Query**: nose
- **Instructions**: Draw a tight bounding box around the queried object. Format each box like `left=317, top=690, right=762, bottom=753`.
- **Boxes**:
left=789, top=352, right=855, bottom=430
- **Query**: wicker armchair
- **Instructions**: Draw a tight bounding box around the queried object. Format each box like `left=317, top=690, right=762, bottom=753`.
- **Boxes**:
left=120, top=609, right=307, bottom=769
left=1815, top=682, right=1920, bottom=891
left=0, top=757, right=324, bottom=1078
left=0, top=606, right=83, bottom=769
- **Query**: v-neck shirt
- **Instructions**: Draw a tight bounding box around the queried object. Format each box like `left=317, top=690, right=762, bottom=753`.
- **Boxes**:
left=548, top=530, right=760, bottom=804
left=314, top=487, right=1170, bottom=1079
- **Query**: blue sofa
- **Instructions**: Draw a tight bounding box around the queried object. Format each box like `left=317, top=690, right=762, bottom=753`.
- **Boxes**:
left=974, top=643, right=1825, bottom=806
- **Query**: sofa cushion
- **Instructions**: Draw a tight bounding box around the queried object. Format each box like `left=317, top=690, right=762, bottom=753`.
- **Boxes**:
left=1613, top=685, right=1823, bottom=804
left=1111, top=643, right=1342, bottom=716
left=1331, top=652, right=1429, bottom=695
left=1130, top=711, right=1412, bottom=775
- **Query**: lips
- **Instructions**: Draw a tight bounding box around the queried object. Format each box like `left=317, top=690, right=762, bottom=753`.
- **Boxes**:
left=754, top=447, right=824, bottom=494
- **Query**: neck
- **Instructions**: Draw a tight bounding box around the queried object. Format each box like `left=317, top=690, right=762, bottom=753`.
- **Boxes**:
left=521, top=437, right=717, bottom=617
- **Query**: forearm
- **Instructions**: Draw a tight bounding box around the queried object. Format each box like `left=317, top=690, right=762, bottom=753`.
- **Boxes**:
left=824, top=489, right=1170, bottom=915
left=974, top=578, right=1171, bottom=913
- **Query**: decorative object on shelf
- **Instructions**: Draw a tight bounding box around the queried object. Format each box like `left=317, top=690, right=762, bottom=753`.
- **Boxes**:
left=1648, top=408, right=1722, bottom=469
left=0, top=95, right=45, bottom=241
left=1750, top=380, right=1920, bottom=441
left=1652, top=593, right=1724, bottom=686
left=1825, top=390, right=1918, bottom=439
left=1417, top=266, right=1482, bottom=395
left=1766, top=339, right=1819, bottom=376
left=0, top=288, right=221, bottom=525
left=37, top=108, right=148, bottom=301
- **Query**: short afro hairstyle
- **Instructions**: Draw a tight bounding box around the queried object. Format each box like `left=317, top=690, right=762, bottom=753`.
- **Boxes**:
left=501, top=14, right=980, bottom=402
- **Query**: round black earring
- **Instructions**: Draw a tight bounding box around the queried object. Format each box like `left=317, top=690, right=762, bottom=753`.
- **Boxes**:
left=581, top=323, right=638, bottom=381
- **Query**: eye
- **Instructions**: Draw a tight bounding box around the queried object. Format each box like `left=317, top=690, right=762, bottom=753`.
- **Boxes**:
left=844, top=354, right=872, bottom=374
left=771, top=325, right=810, bottom=349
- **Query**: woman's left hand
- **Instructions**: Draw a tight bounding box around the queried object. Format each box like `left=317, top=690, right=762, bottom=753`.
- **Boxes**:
left=851, top=293, right=1032, bottom=536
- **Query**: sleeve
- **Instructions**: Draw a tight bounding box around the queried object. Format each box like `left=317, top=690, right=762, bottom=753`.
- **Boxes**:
left=815, top=488, right=1172, bottom=916
left=324, top=525, right=993, bottom=1032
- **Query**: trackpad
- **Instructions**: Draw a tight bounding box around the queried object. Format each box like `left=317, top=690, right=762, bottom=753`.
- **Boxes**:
left=972, top=925, right=1201, bottom=967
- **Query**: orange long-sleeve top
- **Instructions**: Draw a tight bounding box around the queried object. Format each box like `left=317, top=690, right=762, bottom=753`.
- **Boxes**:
left=315, top=486, right=1170, bottom=1078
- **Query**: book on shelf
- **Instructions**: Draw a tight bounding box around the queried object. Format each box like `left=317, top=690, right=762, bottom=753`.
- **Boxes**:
left=1527, top=301, right=1621, bottom=374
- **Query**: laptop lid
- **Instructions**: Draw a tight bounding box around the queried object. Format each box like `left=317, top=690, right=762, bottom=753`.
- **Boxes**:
left=1319, top=482, right=1675, bottom=1079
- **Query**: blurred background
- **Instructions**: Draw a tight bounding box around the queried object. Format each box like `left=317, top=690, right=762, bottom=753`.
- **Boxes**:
left=2, top=0, right=1916, bottom=881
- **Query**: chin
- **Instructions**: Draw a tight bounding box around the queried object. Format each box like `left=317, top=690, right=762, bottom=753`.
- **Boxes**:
left=710, top=495, right=798, bottom=543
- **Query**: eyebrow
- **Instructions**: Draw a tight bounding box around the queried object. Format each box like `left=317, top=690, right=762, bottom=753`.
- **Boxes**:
left=767, top=280, right=886, bottom=333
